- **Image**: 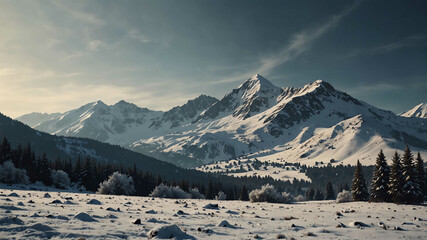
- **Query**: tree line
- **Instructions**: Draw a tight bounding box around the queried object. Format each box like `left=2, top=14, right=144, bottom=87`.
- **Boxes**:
left=352, top=145, right=425, bottom=204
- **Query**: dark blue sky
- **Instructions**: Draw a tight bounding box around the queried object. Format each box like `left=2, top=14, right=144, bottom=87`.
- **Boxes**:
left=0, top=0, right=426, bottom=117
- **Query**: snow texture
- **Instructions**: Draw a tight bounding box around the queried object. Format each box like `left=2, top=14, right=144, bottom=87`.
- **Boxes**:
left=0, top=186, right=425, bottom=239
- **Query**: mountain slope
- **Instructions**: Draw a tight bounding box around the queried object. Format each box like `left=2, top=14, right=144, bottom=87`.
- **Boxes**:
left=0, top=112, right=225, bottom=182
left=134, top=75, right=427, bottom=166
left=16, top=112, right=61, bottom=128
left=400, top=103, right=427, bottom=118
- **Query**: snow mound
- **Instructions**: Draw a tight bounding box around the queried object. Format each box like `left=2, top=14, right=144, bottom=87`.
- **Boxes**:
left=87, top=199, right=102, bottom=205
left=148, top=224, right=195, bottom=239
left=30, top=223, right=54, bottom=231
left=217, top=220, right=234, bottom=228
left=74, top=212, right=98, bottom=222
left=8, top=192, right=19, bottom=197
left=0, top=216, right=24, bottom=225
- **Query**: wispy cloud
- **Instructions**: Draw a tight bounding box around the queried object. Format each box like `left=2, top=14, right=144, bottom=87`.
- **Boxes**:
left=342, top=35, right=427, bottom=59
left=128, top=29, right=151, bottom=44
left=214, top=1, right=360, bottom=84
left=51, top=1, right=105, bottom=25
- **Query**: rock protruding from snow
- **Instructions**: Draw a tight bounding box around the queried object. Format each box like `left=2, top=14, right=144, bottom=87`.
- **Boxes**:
left=217, top=220, right=234, bottom=228
left=148, top=224, right=194, bottom=239
left=87, top=199, right=102, bottom=205
left=74, top=212, right=98, bottom=222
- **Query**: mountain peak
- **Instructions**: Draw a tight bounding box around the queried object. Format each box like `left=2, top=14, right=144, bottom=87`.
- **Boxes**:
left=400, top=103, right=427, bottom=118
left=237, top=74, right=279, bottom=95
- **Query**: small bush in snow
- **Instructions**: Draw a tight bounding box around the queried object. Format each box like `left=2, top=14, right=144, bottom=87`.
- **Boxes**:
left=336, top=190, right=353, bottom=203
left=249, top=184, right=292, bottom=203
left=188, top=188, right=205, bottom=199
left=97, top=172, right=135, bottom=195
left=51, top=170, right=70, bottom=189
left=293, top=194, right=306, bottom=202
left=215, top=191, right=227, bottom=200
left=149, top=183, right=190, bottom=199
left=0, top=161, right=29, bottom=184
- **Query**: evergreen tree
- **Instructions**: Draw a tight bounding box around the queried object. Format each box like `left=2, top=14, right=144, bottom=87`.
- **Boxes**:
left=351, top=160, right=369, bottom=201
left=72, top=156, right=82, bottom=184
left=306, top=187, right=315, bottom=201
left=81, top=158, right=96, bottom=191
left=401, top=145, right=422, bottom=204
left=38, top=153, right=52, bottom=186
left=205, top=181, right=214, bottom=199
left=314, top=189, right=324, bottom=200
left=325, top=182, right=335, bottom=200
left=0, top=137, right=11, bottom=163
left=388, top=151, right=404, bottom=204
left=239, top=185, right=249, bottom=201
left=415, top=152, right=425, bottom=202
left=370, top=150, right=390, bottom=202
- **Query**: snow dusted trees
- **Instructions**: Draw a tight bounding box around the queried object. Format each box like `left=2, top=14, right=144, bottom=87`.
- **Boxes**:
left=351, top=160, right=369, bottom=201
left=97, top=172, right=135, bottom=195
left=249, top=184, right=292, bottom=203
left=370, top=150, right=390, bottom=202
left=401, top=146, right=422, bottom=204
left=51, top=170, right=70, bottom=189
left=389, top=151, right=404, bottom=204
left=0, top=161, right=29, bottom=184
left=336, top=190, right=352, bottom=203
left=415, top=152, right=425, bottom=203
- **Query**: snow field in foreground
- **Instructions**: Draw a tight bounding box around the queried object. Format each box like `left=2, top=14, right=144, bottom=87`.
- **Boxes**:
left=0, top=187, right=426, bottom=239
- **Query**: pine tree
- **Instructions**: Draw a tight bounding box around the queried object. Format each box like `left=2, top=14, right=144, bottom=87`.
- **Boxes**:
left=415, top=152, right=425, bottom=203
left=38, top=153, right=52, bottom=186
left=351, top=160, right=369, bottom=201
left=239, top=185, right=249, bottom=201
left=205, top=181, right=214, bottom=199
left=401, top=145, right=422, bottom=204
left=314, top=189, right=324, bottom=200
left=325, top=182, right=335, bottom=200
left=370, top=150, right=390, bottom=202
left=306, top=187, right=315, bottom=201
left=72, top=156, right=82, bottom=184
left=388, top=151, right=404, bottom=203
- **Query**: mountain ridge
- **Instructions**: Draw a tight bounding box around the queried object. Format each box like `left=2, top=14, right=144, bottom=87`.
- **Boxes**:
left=15, top=75, right=427, bottom=168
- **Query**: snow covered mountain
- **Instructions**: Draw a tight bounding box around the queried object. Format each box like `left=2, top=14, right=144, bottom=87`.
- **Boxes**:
left=16, top=74, right=427, bottom=168
left=133, top=74, right=427, bottom=167
left=16, top=112, right=61, bottom=128
left=400, top=103, right=427, bottom=118
left=17, top=96, right=218, bottom=147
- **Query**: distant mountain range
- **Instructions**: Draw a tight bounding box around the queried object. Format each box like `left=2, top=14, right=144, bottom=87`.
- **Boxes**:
left=16, top=74, right=427, bottom=168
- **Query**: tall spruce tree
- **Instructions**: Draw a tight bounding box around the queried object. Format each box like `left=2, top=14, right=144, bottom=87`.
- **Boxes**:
left=325, top=182, right=335, bottom=200
left=388, top=151, right=404, bottom=203
left=401, top=145, right=422, bottom=204
left=370, top=150, right=390, bottom=202
left=415, top=152, right=425, bottom=203
left=351, top=160, right=369, bottom=201
left=314, top=189, right=324, bottom=200
left=38, top=153, right=52, bottom=186
left=239, top=185, right=249, bottom=201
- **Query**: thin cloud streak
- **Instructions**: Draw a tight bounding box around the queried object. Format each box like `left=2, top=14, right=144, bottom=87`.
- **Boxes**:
left=214, top=1, right=361, bottom=84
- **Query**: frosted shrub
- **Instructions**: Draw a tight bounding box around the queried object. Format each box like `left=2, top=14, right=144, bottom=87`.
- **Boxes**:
left=336, top=190, right=353, bottom=203
left=293, top=194, right=306, bottom=202
left=215, top=191, right=227, bottom=200
left=51, top=170, right=70, bottom=189
left=149, top=183, right=190, bottom=199
left=97, top=172, right=135, bottom=195
left=249, top=184, right=292, bottom=203
left=189, top=188, right=205, bottom=199
left=0, top=161, right=29, bottom=184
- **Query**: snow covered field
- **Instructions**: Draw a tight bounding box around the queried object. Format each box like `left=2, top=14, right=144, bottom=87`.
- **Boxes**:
left=0, top=187, right=426, bottom=239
